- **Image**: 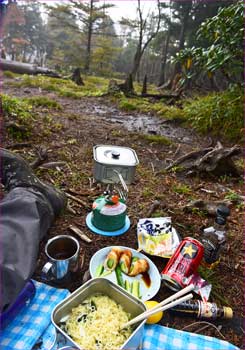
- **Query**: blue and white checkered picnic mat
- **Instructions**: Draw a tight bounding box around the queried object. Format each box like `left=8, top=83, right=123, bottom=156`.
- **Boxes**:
left=0, top=280, right=239, bottom=350
left=143, top=324, right=239, bottom=350
left=0, top=280, right=69, bottom=350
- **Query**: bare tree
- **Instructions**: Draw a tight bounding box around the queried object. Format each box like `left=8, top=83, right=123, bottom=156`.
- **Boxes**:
left=121, top=0, right=161, bottom=81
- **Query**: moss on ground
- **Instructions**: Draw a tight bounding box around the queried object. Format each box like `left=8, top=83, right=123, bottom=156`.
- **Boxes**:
left=142, top=134, right=173, bottom=146
left=25, top=96, right=62, bottom=109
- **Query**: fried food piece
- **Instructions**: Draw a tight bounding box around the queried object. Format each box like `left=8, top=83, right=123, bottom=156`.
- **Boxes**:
left=104, top=247, right=122, bottom=271
left=119, top=250, right=132, bottom=274
left=128, top=259, right=149, bottom=277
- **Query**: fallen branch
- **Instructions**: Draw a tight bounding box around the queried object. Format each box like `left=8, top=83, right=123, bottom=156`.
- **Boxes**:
left=165, top=143, right=241, bottom=176
left=69, top=225, right=92, bottom=243
left=65, top=192, right=88, bottom=208
left=66, top=204, right=77, bottom=215
left=30, top=146, right=49, bottom=169
left=141, top=92, right=181, bottom=100
left=0, top=58, right=61, bottom=77
left=40, top=161, right=67, bottom=169
left=165, top=147, right=213, bottom=171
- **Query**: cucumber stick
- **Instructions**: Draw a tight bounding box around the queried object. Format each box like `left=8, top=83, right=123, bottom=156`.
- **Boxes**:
left=100, top=270, right=112, bottom=277
left=125, top=280, right=131, bottom=292
left=131, top=280, right=140, bottom=298
left=115, top=265, right=124, bottom=288
left=95, top=264, right=104, bottom=277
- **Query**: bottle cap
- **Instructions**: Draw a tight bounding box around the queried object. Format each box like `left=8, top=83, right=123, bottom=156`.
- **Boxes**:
left=216, top=205, right=230, bottom=219
left=223, top=307, right=233, bottom=319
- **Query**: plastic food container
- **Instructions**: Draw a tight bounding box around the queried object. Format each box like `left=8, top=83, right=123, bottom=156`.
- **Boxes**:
left=51, top=278, right=146, bottom=350
left=93, top=145, right=139, bottom=184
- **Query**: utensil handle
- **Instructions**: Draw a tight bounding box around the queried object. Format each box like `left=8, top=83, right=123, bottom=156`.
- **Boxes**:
left=147, top=283, right=195, bottom=314
left=122, top=293, right=193, bottom=329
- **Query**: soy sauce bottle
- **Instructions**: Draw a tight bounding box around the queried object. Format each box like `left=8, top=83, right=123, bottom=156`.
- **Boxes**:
left=169, top=300, right=233, bottom=320
left=201, top=205, right=230, bottom=268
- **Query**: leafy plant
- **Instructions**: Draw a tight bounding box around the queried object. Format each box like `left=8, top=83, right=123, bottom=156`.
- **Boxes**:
left=172, top=184, right=192, bottom=195
left=224, top=190, right=242, bottom=204
left=173, top=1, right=243, bottom=84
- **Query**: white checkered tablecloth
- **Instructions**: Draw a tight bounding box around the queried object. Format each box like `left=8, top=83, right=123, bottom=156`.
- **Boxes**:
left=0, top=280, right=69, bottom=350
left=0, top=280, right=239, bottom=350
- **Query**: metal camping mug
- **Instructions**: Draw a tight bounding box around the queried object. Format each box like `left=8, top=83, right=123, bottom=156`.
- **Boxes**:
left=42, top=235, right=80, bottom=282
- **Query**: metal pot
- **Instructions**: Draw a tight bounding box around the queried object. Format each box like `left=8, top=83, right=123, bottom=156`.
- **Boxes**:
left=51, top=278, right=146, bottom=350
left=93, top=145, right=139, bottom=184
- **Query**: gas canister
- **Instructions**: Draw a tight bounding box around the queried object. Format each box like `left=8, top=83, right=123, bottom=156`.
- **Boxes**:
left=161, top=237, right=204, bottom=291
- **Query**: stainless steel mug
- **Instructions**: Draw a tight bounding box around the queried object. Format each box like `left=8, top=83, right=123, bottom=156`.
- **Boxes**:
left=42, top=235, right=80, bottom=281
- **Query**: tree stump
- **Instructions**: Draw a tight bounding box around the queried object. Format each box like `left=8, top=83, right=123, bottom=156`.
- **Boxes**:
left=71, top=68, right=85, bottom=86
left=107, top=79, right=122, bottom=94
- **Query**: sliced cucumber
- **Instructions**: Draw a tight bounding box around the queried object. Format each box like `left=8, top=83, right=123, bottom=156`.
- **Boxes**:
left=131, top=280, right=140, bottom=299
left=100, top=270, right=112, bottom=277
left=95, top=264, right=104, bottom=277
left=125, top=280, right=131, bottom=292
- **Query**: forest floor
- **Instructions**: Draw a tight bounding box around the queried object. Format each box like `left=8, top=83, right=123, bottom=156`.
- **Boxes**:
left=3, top=79, right=244, bottom=349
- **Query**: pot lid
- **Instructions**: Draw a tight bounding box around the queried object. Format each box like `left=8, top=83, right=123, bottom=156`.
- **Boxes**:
left=93, top=145, right=139, bottom=166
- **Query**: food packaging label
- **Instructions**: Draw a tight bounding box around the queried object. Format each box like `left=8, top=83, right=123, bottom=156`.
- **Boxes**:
left=137, top=217, right=180, bottom=258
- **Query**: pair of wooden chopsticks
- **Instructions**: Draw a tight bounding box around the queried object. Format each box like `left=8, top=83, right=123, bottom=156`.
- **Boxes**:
left=122, top=284, right=194, bottom=329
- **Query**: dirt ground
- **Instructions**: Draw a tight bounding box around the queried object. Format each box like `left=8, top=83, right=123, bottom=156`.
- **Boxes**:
left=3, top=81, right=244, bottom=349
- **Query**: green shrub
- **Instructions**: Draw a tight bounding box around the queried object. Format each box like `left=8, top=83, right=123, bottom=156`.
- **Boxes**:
left=183, top=86, right=243, bottom=142
left=2, top=94, right=32, bottom=120
left=1, top=94, right=34, bottom=140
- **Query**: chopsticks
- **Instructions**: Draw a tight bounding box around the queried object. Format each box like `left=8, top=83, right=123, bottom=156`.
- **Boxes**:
left=121, top=284, right=194, bottom=329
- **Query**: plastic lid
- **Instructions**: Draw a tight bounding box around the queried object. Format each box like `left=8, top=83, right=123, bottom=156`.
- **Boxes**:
left=223, top=307, right=233, bottom=319
left=93, top=145, right=139, bottom=166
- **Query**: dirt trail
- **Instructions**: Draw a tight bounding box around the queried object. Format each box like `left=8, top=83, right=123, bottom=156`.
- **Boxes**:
left=4, top=82, right=211, bottom=149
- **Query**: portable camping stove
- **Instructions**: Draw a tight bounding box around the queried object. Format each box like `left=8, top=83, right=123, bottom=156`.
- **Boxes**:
left=86, top=145, right=139, bottom=236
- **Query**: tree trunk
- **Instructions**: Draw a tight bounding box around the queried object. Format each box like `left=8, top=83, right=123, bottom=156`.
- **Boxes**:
left=131, top=48, right=143, bottom=80
left=158, top=25, right=171, bottom=86
left=84, top=0, right=94, bottom=73
left=172, top=2, right=192, bottom=79
left=141, top=74, right=147, bottom=95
